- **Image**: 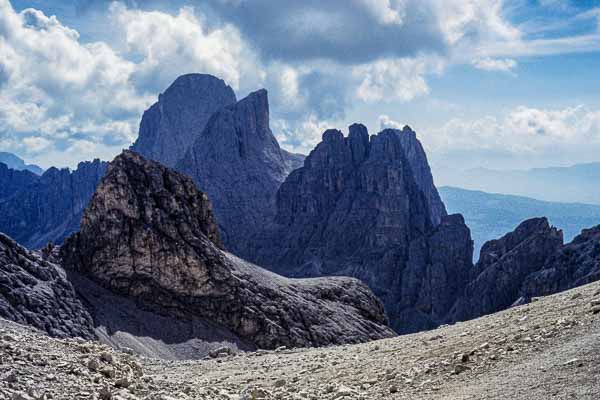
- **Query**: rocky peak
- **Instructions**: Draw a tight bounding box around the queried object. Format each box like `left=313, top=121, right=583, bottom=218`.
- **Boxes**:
left=176, top=89, right=304, bottom=256
left=248, top=125, right=472, bottom=333
left=62, top=151, right=394, bottom=349
left=0, top=159, right=107, bottom=249
left=131, top=73, right=237, bottom=167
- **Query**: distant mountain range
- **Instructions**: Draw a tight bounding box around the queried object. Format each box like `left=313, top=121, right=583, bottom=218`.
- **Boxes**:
left=439, top=186, right=600, bottom=258
left=440, top=163, right=600, bottom=205
left=0, top=152, right=43, bottom=175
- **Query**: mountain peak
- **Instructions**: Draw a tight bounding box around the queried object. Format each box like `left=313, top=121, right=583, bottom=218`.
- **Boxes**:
left=131, top=73, right=237, bottom=167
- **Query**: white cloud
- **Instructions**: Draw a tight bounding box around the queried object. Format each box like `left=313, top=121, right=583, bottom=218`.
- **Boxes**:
left=354, top=57, right=443, bottom=102
left=109, top=3, right=264, bottom=93
left=378, top=115, right=404, bottom=130
left=472, top=57, right=517, bottom=72
left=273, top=115, right=337, bottom=155
left=424, top=105, right=600, bottom=165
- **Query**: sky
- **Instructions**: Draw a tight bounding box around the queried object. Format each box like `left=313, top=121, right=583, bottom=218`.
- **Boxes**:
left=1, top=0, right=600, bottom=182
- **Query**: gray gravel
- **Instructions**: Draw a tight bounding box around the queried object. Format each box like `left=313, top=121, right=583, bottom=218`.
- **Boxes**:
left=2, top=281, right=600, bottom=399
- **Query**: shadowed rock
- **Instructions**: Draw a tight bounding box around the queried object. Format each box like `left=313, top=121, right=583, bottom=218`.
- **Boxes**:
left=0, top=160, right=107, bottom=249
left=62, top=151, right=394, bottom=349
left=0, top=233, right=94, bottom=339
left=0, top=162, right=39, bottom=202
left=131, top=73, right=237, bottom=167
left=176, top=89, right=304, bottom=256
left=246, top=125, right=471, bottom=333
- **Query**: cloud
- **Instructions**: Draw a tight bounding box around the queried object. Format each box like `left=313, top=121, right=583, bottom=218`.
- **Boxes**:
left=424, top=105, right=600, bottom=169
left=378, top=115, right=404, bottom=130
left=109, top=3, right=264, bottom=94
left=472, top=57, right=517, bottom=72
left=354, top=57, right=443, bottom=102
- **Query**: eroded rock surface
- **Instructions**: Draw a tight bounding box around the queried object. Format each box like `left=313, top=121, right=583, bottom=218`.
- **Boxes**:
left=0, top=233, right=94, bottom=339
left=0, top=159, right=107, bottom=248
left=0, top=162, right=38, bottom=202
left=176, top=89, right=304, bottom=255
left=62, top=151, right=394, bottom=349
left=130, top=73, right=237, bottom=167
left=248, top=125, right=472, bottom=333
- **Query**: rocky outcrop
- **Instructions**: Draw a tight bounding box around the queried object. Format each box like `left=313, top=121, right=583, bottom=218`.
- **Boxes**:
left=131, top=74, right=237, bottom=167
left=451, top=218, right=563, bottom=321
left=62, top=151, right=394, bottom=349
left=0, top=233, right=94, bottom=339
left=395, top=126, right=447, bottom=225
left=248, top=125, right=472, bottom=333
left=0, top=162, right=39, bottom=202
left=0, top=160, right=107, bottom=249
left=521, top=224, right=600, bottom=298
left=176, top=89, right=304, bottom=256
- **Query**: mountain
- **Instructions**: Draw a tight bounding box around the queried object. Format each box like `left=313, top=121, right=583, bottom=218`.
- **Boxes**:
left=440, top=186, right=600, bottom=258
left=246, top=124, right=471, bottom=333
left=0, top=162, right=39, bottom=202
left=0, top=233, right=94, bottom=339
left=61, top=151, right=394, bottom=350
left=176, top=89, right=304, bottom=256
left=442, top=163, right=600, bottom=205
left=0, top=152, right=43, bottom=175
left=0, top=160, right=107, bottom=248
left=130, top=73, right=237, bottom=167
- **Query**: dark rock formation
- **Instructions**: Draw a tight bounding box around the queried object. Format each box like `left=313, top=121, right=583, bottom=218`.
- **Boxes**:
left=176, top=89, right=304, bottom=256
left=131, top=74, right=237, bottom=167
left=521, top=225, right=600, bottom=298
left=0, top=162, right=39, bottom=202
left=450, top=218, right=563, bottom=321
left=62, top=151, right=394, bottom=349
left=0, top=152, right=43, bottom=175
left=395, top=126, right=447, bottom=225
left=0, top=160, right=107, bottom=248
left=247, top=125, right=472, bottom=333
left=0, top=233, right=94, bottom=339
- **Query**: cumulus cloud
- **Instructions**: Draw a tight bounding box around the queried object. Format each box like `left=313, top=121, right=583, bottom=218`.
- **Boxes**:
left=354, top=57, right=443, bottom=102
left=378, top=115, right=404, bottom=130
left=424, top=105, right=600, bottom=168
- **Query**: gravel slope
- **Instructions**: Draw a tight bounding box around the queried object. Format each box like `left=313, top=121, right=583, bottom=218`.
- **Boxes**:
left=2, top=281, right=600, bottom=400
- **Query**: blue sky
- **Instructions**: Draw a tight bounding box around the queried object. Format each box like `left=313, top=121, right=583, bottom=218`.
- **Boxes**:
left=1, top=0, right=600, bottom=182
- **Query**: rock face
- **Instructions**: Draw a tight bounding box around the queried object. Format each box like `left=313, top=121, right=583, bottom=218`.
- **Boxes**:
left=61, top=151, right=394, bottom=349
left=0, top=162, right=39, bottom=202
left=0, top=160, right=107, bottom=249
left=451, top=218, right=563, bottom=321
left=395, top=126, right=447, bottom=225
left=131, top=74, right=237, bottom=167
left=522, top=224, right=600, bottom=298
left=176, top=89, right=304, bottom=255
left=248, top=125, right=472, bottom=333
left=0, top=233, right=94, bottom=339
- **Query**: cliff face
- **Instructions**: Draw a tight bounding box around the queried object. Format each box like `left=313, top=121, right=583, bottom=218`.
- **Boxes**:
left=0, top=162, right=39, bottom=202
left=130, top=74, right=237, bottom=167
left=451, top=218, right=564, bottom=321
left=0, top=160, right=107, bottom=249
left=247, top=125, right=471, bottom=333
left=394, top=126, right=447, bottom=226
left=0, top=233, right=94, bottom=339
left=62, top=151, right=394, bottom=349
left=176, top=89, right=303, bottom=256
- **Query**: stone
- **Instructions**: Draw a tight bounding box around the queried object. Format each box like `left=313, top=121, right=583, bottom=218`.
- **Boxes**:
left=61, top=151, right=394, bottom=350
left=246, top=124, right=471, bottom=333
left=0, top=234, right=95, bottom=339
left=131, top=73, right=237, bottom=168
left=0, top=159, right=107, bottom=248
left=176, top=88, right=303, bottom=256
left=209, top=347, right=232, bottom=358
